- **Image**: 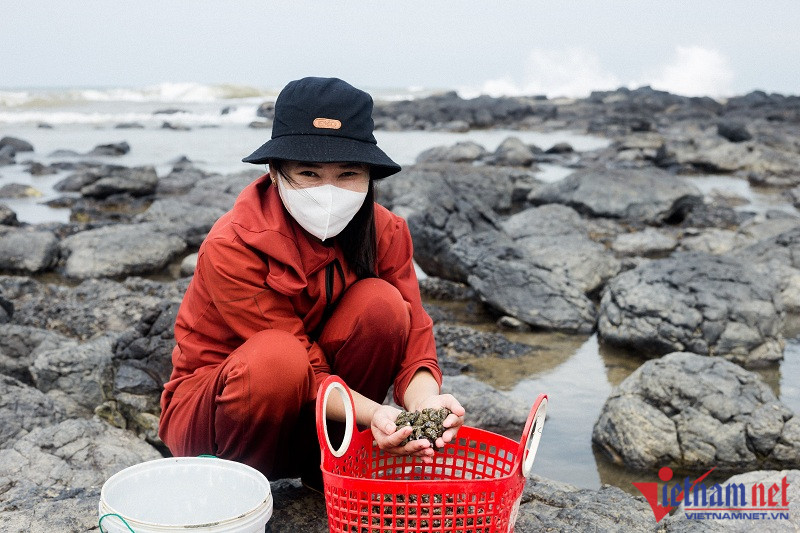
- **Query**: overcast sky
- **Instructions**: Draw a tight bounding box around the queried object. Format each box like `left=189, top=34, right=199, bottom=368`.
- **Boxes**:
left=2, top=1, right=799, bottom=98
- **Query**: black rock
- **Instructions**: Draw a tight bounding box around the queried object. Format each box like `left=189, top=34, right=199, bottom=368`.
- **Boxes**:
left=717, top=120, right=753, bottom=142
left=26, top=161, right=58, bottom=175
left=86, top=141, right=131, bottom=157
left=0, top=145, right=15, bottom=165
left=161, top=122, right=191, bottom=131
left=0, top=136, right=34, bottom=152
left=0, top=204, right=17, bottom=226
left=153, top=108, right=187, bottom=115
left=0, top=183, right=41, bottom=199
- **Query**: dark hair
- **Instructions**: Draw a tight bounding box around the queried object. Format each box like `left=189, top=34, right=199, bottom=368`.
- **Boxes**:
left=271, top=160, right=378, bottom=279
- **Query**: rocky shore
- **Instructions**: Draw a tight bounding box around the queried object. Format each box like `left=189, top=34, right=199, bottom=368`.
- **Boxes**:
left=2, top=87, right=800, bottom=531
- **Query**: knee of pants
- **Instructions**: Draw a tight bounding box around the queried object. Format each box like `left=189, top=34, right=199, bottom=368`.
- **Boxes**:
left=339, top=278, right=411, bottom=336
left=230, top=329, right=314, bottom=403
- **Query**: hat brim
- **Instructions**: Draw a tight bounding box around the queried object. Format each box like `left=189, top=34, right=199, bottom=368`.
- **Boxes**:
left=242, top=134, right=401, bottom=179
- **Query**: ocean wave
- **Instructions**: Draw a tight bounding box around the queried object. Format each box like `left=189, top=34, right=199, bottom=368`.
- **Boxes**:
left=0, top=105, right=261, bottom=126
left=0, top=82, right=278, bottom=108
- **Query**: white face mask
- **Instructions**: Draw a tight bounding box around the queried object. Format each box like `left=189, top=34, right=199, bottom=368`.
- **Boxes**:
left=276, top=178, right=368, bottom=241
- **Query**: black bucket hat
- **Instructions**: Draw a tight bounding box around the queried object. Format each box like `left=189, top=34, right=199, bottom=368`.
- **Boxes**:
left=242, top=77, right=401, bottom=179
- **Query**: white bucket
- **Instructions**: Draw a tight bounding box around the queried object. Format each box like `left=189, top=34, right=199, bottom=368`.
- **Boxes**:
left=98, top=457, right=272, bottom=533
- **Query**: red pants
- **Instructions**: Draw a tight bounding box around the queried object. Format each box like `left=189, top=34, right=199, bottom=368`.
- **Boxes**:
left=159, top=278, right=410, bottom=479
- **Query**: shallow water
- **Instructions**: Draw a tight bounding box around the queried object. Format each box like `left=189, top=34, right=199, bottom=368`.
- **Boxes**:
left=684, top=174, right=800, bottom=217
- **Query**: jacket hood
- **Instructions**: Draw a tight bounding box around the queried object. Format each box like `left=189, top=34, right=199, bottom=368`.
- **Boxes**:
left=228, top=174, right=337, bottom=297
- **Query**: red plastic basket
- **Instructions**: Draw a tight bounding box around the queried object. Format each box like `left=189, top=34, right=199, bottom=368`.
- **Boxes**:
left=315, top=376, right=547, bottom=533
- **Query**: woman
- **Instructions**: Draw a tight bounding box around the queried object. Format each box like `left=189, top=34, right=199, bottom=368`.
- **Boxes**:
left=158, top=77, right=464, bottom=487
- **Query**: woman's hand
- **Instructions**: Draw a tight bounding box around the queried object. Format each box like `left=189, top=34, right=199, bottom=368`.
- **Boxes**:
left=412, top=394, right=466, bottom=449
left=370, top=405, right=436, bottom=463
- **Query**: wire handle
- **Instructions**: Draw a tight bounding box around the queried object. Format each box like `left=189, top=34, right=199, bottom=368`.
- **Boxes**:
left=315, top=376, right=356, bottom=459
left=99, top=512, right=136, bottom=533
left=517, top=394, right=548, bottom=477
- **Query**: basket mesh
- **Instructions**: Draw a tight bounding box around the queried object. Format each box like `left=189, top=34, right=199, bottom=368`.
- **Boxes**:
left=322, top=426, right=525, bottom=533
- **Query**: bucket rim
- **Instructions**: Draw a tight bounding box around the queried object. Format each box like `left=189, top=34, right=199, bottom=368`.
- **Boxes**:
left=99, top=457, right=272, bottom=529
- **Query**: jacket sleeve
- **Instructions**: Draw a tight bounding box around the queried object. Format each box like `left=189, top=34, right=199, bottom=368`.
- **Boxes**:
left=376, top=216, right=442, bottom=406
left=200, top=235, right=331, bottom=387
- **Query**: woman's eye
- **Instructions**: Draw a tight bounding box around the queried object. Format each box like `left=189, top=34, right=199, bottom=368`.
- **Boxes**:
left=298, top=171, right=318, bottom=177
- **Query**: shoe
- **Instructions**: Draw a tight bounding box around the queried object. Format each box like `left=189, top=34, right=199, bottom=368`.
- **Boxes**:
left=301, top=467, right=324, bottom=495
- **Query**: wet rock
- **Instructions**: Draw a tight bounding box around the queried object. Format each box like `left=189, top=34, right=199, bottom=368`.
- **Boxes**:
left=59, top=223, right=186, bottom=279
left=0, top=295, right=13, bottom=323
left=157, top=161, right=219, bottom=195
left=54, top=164, right=157, bottom=198
left=529, top=168, right=702, bottom=224
left=418, top=276, right=475, bottom=301
left=134, top=198, right=225, bottom=247
left=738, top=214, right=800, bottom=243
left=681, top=201, right=748, bottom=230
left=732, top=226, right=800, bottom=313
left=379, top=165, right=511, bottom=280
left=266, top=479, right=328, bottom=531
left=658, top=134, right=800, bottom=187
left=104, top=301, right=180, bottom=443
left=593, top=352, right=800, bottom=471
left=434, top=323, right=534, bottom=360
left=154, top=108, right=187, bottom=115
left=786, top=186, right=800, bottom=209
left=26, top=161, right=58, bottom=175
left=248, top=120, right=271, bottom=129
left=80, top=165, right=158, bottom=198
left=679, top=228, right=742, bottom=255
left=545, top=142, right=574, bottom=154
left=486, top=136, right=535, bottom=167
left=115, top=122, right=145, bottom=129
left=373, top=91, right=542, bottom=130
left=0, top=324, right=71, bottom=384
left=0, top=375, right=67, bottom=448
left=612, top=228, right=678, bottom=256
left=161, top=121, right=191, bottom=131
left=0, top=204, right=16, bottom=225
left=415, top=141, right=488, bottom=164
left=86, top=141, right=130, bottom=156
left=598, top=252, right=784, bottom=366
left=0, top=136, right=34, bottom=152
left=0, top=145, right=15, bottom=165
left=0, top=417, right=161, bottom=532
left=0, top=227, right=59, bottom=273
left=502, top=204, right=621, bottom=293
left=440, top=374, right=529, bottom=437
left=717, top=120, right=753, bottom=142
left=256, top=101, right=275, bottom=119
left=516, top=475, right=653, bottom=532
left=0, top=276, right=163, bottom=340
left=188, top=170, right=258, bottom=210
left=468, top=253, right=597, bottom=333
left=0, top=182, right=41, bottom=198
left=48, top=148, right=82, bottom=158
left=30, top=334, right=117, bottom=413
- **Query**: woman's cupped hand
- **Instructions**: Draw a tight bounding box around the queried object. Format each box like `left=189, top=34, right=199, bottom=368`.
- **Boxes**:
left=370, top=394, right=465, bottom=464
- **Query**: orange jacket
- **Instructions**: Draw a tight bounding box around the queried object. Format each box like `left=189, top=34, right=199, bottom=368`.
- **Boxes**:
left=163, top=175, right=441, bottom=407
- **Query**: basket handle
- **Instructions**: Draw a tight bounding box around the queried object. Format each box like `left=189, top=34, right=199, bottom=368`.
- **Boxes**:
left=315, top=375, right=356, bottom=458
left=517, top=393, right=548, bottom=477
